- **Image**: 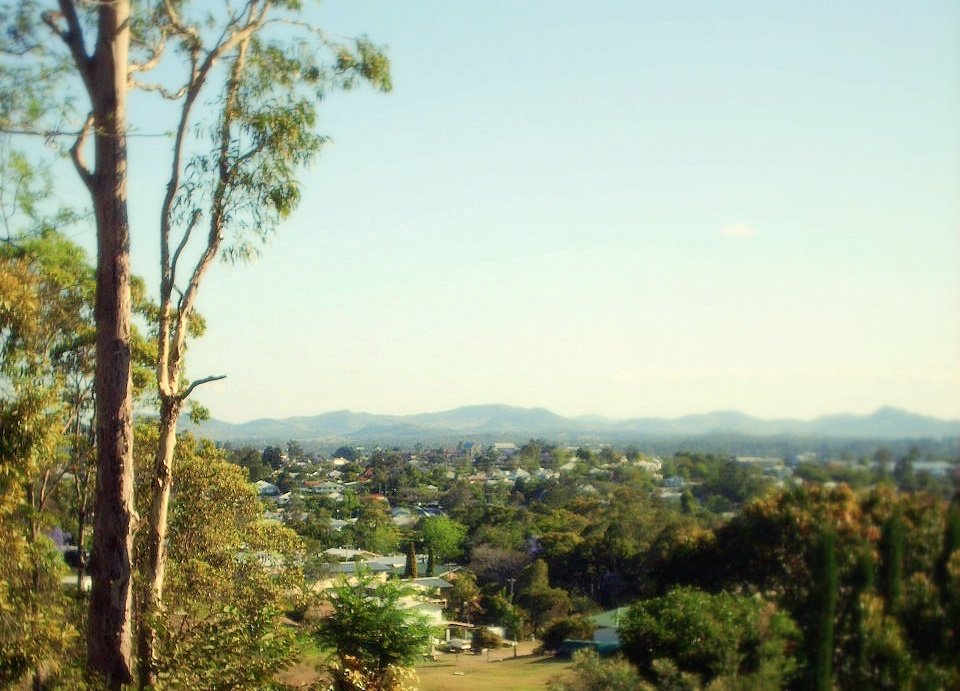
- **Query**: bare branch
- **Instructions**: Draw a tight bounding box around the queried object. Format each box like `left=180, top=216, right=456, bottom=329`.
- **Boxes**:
left=162, top=0, right=201, bottom=42
left=263, top=17, right=336, bottom=44
left=41, top=11, right=68, bottom=43
left=70, top=114, right=95, bottom=190
left=169, top=208, right=202, bottom=288
left=130, top=78, right=188, bottom=100
left=168, top=36, right=254, bottom=384
left=0, top=121, right=172, bottom=139
left=45, top=1, right=93, bottom=88
left=129, top=37, right=166, bottom=75
left=177, top=374, right=226, bottom=401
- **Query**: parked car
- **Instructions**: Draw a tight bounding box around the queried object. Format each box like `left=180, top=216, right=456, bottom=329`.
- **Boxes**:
left=444, top=638, right=472, bottom=652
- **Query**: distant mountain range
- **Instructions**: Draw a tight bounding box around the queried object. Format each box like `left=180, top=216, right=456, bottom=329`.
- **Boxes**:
left=182, top=405, right=960, bottom=445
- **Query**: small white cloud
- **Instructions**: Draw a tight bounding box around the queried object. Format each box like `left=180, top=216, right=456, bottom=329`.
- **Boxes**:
left=721, top=223, right=756, bottom=238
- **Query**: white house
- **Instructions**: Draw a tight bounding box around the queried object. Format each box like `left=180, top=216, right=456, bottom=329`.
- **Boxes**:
left=254, top=480, right=280, bottom=497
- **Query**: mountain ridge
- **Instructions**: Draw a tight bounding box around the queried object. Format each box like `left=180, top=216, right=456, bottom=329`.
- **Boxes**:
left=182, top=404, right=960, bottom=444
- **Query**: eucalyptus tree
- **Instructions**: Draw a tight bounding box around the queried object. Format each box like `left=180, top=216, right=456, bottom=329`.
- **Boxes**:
left=2, top=4, right=140, bottom=680
left=1, top=1, right=390, bottom=685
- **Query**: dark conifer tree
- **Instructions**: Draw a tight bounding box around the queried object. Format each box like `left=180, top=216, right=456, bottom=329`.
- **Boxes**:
left=849, top=541, right=874, bottom=683
left=880, top=510, right=905, bottom=611
left=404, top=541, right=418, bottom=579
left=807, top=530, right=838, bottom=691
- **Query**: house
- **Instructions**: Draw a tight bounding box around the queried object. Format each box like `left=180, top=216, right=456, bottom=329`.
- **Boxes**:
left=328, top=518, right=355, bottom=532
left=254, top=480, right=280, bottom=497
left=415, top=503, right=444, bottom=518
left=589, top=607, right=628, bottom=646
left=735, top=456, right=785, bottom=469
left=635, top=459, right=662, bottom=474
left=391, top=507, right=418, bottom=527
left=408, top=576, right=453, bottom=593
left=313, top=481, right=345, bottom=494
left=506, top=468, right=531, bottom=483
left=662, top=476, right=686, bottom=488
left=914, top=460, right=956, bottom=478
left=460, top=442, right=482, bottom=458
left=323, top=547, right=378, bottom=561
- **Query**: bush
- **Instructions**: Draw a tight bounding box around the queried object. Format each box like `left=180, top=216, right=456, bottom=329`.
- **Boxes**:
left=542, top=616, right=596, bottom=651
left=472, top=627, right=503, bottom=651
left=619, top=587, right=798, bottom=687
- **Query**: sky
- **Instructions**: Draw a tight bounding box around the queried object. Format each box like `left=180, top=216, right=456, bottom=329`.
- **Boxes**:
left=77, top=1, right=960, bottom=422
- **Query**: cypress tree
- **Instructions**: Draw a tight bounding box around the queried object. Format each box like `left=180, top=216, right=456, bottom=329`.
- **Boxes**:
left=807, top=530, right=838, bottom=691
left=404, top=541, right=418, bottom=579
left=850, top=541, right=874, bottom=682
left=935, top=501, right=959, bottom=598
left=880, top=510, right=905, bottom=611
left=936, top=501, right=960, bottom=658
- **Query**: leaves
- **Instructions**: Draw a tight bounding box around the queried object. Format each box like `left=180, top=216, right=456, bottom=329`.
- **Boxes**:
left=620, top=587, right=799, bottom=687
left=315, top=570, right=435, bottom=689
left=134, top=431, right=305, bottom=689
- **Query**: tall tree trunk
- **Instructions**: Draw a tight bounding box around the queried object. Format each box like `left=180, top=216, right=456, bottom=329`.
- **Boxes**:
left=86, top=1, right=135, bottom=686
left=137, top=396, right=180, bottom=689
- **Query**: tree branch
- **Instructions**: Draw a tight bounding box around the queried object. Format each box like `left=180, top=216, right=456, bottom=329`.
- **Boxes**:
left=44, top=1, right=93, bottom=89
left=129, top=36, right=166, bottom=75
left=162, top=0, right=201, bottom=43
left=169, top=208, right=202, bottom=290
left=177, top=375, right=226, bottom=401
left=130, top=78, right=188, bottom=100
left=0, top=121, right=171, bottom=139
left=70, top=115, right=95, bottom=191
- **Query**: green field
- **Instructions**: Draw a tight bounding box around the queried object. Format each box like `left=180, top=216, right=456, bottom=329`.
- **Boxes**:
left=417, top=644, right=572, bottom=691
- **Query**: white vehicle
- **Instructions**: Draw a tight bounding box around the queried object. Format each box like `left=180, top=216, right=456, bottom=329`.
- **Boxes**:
left=445, top=638, right=472, bottom=652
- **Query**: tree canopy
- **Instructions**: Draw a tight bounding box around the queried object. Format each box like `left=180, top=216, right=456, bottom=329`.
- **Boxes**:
left=315, top=571, right=435, bottom=691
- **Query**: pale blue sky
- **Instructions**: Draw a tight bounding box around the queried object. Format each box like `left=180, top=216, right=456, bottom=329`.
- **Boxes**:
left=113, top=1, right=959, bottom=422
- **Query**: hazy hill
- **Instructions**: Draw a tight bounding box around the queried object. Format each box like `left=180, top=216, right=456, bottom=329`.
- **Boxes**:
left=182, top=404, right=960, bottom=445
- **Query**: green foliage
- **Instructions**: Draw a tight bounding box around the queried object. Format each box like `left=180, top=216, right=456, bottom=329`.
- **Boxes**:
left=541, top=615, right=596, bottom=651
left=135, top=430, right=305, bottom=689
left=478, top=592, right=524, bottom=640
left=515, top=559, right=571, bottom=633
left=419, top=515, right=467, bottom=570
left=857, top=594, right=912, bottom=688
left=548, top=649, right=649, bottom=691
left=935, top=500, right=960, bottom=596
left=619, top=587, right=799, bottom=687
left=471, top=626, right=503, bottom=651
left=228, top=445, right=273, bottom=482
left=701, top=459, right=768, bottom=505
left=314, top=571, right=434, bottom=689
left=469, top=544, right=531, bottom=587
left=446, top=569, right=482, bottom=623
left=345, top=497, right=399, bottom=554
left=842, top=541, right=875, bottom=684
left=332, top=446, right=359, bottom=462
left=0, top=229, right=97, bottom=687
left=0, top=519, right=75, bottom=687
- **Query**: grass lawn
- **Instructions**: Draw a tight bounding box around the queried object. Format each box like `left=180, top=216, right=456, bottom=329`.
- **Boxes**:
left=278, top=638, right=574, bottom=690
left=416, top=642, right=573, bottom=691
